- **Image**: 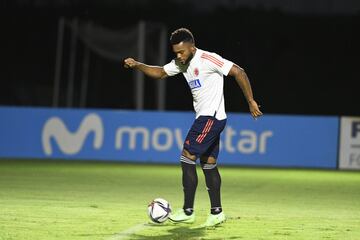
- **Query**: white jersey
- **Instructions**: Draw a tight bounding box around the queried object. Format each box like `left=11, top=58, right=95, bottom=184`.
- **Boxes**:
left=163, top=48, right=233, bottom=120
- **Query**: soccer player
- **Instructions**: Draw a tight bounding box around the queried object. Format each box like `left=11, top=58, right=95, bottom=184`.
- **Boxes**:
left=124, top=28, right=262, bottom=227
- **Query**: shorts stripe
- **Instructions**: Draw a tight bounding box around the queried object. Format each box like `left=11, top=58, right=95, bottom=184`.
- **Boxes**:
left=199, top=120, right=214, bottom=143
left=196, top=120, right=213, bottom=143
left=180, top=155, right=196, bottom=165
left=196, top=119, right=214, bottom=143
left=196, top=119, right=211, bottom=143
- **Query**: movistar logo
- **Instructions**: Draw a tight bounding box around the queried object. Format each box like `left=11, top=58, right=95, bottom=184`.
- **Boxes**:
left=42, top=113, right=104, bottom=156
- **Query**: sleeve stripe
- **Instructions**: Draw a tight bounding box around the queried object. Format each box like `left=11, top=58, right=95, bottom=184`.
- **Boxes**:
left=202, top=55, right=224, bottom=67
left=201, top=53, right=224, bottom=67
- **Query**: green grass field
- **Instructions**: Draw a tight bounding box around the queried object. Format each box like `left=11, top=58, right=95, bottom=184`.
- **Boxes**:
left=0, top=160, right=359, bottom=240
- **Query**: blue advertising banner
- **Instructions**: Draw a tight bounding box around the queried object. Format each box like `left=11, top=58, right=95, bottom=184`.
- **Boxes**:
left=0, top=107, right=339, bottom=168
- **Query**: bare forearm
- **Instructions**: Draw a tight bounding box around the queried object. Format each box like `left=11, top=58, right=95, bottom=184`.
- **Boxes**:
left=135, top=63, right=166, bottom=80
left=124, top=58, right=167, bottom=79
left=228, top=64, right=262, bottom=118
left=235, top=68, right=255, bottom=103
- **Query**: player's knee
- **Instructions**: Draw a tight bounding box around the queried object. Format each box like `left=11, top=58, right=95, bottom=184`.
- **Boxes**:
left=182, top=149, right=197, bottom=161
left=200, top=156, right=217, bottom=170
left=200, top=156, right=217, bottom=164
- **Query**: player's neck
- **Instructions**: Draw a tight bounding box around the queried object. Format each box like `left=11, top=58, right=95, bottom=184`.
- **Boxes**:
left=187, top=48, right=198, bottom=64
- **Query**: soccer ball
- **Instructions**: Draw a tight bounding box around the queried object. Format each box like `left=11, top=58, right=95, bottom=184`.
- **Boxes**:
left=147, top=198, right=172, bottom=223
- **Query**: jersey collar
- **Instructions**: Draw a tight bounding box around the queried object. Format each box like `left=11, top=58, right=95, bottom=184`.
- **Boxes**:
left=189, top=48, right=201, bottom=65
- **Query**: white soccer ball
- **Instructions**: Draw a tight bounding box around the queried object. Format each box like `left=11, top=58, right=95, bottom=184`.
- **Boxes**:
left=147, top=198, right=172, bottom=223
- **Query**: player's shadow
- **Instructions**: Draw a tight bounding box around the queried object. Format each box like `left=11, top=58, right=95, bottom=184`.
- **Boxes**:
left=129, top=225, right=206, bottom=240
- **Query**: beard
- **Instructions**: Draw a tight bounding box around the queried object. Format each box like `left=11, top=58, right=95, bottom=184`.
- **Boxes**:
left=183, top=52, right=194, bottom=65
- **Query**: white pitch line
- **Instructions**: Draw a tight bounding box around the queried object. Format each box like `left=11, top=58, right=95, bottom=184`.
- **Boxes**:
left=107, top=223, right=147, bottom=240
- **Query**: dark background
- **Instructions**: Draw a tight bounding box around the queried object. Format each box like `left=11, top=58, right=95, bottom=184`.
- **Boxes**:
left=1, top=0, right=359, bottom=116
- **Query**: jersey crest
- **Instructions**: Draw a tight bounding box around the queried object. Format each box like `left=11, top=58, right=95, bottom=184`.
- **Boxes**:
left=194, top=67, right=199, bottom=76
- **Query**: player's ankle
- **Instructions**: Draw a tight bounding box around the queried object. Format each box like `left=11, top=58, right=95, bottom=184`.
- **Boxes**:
left=184, top=208, right=194, bottom=216
left=211, top=207, right=222, bottom=215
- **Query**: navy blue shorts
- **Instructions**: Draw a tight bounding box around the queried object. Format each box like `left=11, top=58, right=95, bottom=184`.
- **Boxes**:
left=183, top=116, right=227, bottom=159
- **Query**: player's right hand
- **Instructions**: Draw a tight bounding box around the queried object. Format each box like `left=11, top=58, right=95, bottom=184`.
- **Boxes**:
left=124, top=58, right=138, bottom=69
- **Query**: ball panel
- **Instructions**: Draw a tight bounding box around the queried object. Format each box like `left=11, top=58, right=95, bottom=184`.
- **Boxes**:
left=147, top=198, right=172, bottom=223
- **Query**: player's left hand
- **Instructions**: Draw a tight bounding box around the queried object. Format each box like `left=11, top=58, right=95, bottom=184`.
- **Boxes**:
left=248, top=100, right=263, bottom=120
